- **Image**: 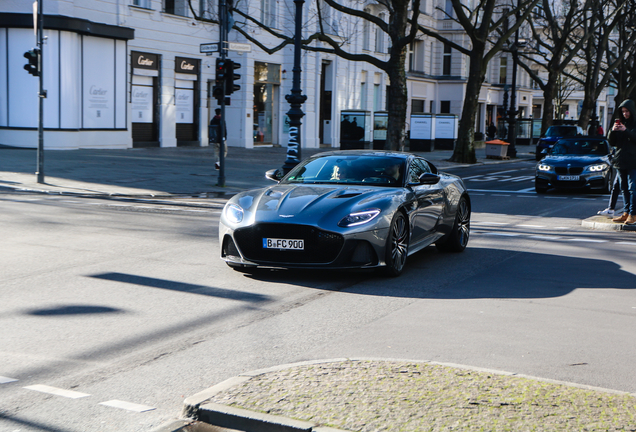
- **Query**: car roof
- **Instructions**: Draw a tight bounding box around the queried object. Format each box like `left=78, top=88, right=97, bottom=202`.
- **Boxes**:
left=308, top=150, right=412, bottom=160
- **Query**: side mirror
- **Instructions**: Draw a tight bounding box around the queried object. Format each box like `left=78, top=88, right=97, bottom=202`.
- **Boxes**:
left=265, top=168, right=283, bottom=182
left=418, top=173, right=440, bottom=185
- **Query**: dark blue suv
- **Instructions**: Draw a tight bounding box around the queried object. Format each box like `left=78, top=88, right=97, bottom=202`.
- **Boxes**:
left=536, top=125, right=585, bottom=160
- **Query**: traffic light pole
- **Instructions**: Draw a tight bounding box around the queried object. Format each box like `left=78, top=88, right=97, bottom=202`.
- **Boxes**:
left=36, top=0, right=45, bottom=183
left=217, top=0, right=228, bottom=187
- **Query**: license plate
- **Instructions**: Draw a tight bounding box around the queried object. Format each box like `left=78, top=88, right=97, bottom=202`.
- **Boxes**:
left=263, top=238, right=304, bottom=250
left=558, top=175, right=580, bottom=181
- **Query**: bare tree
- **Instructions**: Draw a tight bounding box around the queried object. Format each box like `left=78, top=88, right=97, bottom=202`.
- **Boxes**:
left=417, top=0, right=539, bottom=163
left=517, top=0, right=592, bottom=135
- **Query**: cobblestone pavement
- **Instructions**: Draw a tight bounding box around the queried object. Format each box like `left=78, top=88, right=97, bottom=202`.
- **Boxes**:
left=206, top=360, right=636, bottom=431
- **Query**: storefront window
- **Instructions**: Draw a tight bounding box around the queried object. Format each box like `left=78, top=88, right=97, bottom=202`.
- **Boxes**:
left=254, top=62, right=280, bottom=144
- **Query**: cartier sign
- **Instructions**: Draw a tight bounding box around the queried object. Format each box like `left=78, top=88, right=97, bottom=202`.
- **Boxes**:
left=131, top=51, right=159, bottom=70
left=175, top=57, right=199, bottom=74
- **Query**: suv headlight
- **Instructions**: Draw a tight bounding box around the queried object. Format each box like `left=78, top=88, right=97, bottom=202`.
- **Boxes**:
left=537, top=164, right=552, bottom=172
left=338, top=209, right=381, bottom=227
left=225, top=203, right=244, bottom=223
left=585, top=163, right=608, bottom=173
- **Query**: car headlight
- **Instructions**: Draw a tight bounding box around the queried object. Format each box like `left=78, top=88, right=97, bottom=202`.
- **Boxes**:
left=225, top=203, right=244, bottom=223
left=537, top=164, right=552, bottom=172
left=585, top=163, right=608, bottom=173
left=338, top=209, right=381, bottom=227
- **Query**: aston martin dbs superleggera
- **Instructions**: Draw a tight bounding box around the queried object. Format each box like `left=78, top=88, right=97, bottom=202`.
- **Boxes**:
left=219, top=150, right=470, bottom=276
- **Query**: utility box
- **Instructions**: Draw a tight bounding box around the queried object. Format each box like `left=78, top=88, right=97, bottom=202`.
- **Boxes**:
left=409, top=113, right=435, bottom=151
left=485, top=139, right=509, bottom=158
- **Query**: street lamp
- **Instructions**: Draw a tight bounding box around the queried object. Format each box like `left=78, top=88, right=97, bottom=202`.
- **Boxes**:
left=281, top=0, right=307, bottom=174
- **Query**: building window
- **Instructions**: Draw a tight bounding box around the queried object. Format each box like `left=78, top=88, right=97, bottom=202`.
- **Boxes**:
left=409, top=40, right=425, bottom=72
left=499, top=56, right=507, bottom=84
left=444, top=0, right=453, bottom=18
left=261, top=0, right=276, bottom=28
left=374, top=83, right=382, bottom=111
left=440, top=101, right=451, bottom=113
left=254, top=62, right=281, bottom=144
left=375, top=14, right=385, bottom=53
left=419, top=0, right=428, bottom=14
left=321, top=1, right=339, bottom=35
left=443, top=43, right=452, bottom=76
left=411, top=99, right=425, bottom=113
left=164, top=0, right=189, bottom=16
left=199, top=0, right=215, bottom=18
left=133, top=0, right=151, bottom=8
left=362, top=15, right=371, bottom=50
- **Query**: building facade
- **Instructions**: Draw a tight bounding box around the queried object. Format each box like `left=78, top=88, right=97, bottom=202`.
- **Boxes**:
left=0, top=0, right=610, bottom=151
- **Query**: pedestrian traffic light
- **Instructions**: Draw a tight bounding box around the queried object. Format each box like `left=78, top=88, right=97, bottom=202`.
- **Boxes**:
left=24, top=48, right=40, bottom=77
left=224, top=60, right=241, bottom=96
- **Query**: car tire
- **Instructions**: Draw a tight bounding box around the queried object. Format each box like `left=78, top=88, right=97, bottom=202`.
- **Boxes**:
left=535, top=183, right=548, bottom=194
left=436, top=196, right=470, bottom=253
left=536, top=152, right=543, bottom=161
left=382, top=211, right=409, bottom=277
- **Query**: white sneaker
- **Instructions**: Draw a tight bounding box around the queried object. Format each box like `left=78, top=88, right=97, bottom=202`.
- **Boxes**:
left=597, top=208, right=614, bottom=217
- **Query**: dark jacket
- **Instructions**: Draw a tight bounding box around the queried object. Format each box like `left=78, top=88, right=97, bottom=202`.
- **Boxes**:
left=608, top=99, right=636, bottom=171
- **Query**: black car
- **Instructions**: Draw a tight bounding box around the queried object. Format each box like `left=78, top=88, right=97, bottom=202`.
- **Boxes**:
left=535, top=137, right=614, bottom=194
left=535, top=125, right=585, bottom=161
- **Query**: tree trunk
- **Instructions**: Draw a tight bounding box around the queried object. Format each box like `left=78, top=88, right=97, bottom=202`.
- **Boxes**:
left=540, top=72, right=558, bottom=135
left=450, top=51, right=485, bottom=164
left=385, top=59, right=408, bottom=151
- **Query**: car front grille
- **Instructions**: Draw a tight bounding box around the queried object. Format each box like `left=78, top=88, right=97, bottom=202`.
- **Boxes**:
left=233, top=223, right=344, bottom=264
left=555, top=166, right=583, bottom=175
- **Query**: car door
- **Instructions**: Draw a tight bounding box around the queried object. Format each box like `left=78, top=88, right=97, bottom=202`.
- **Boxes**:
left=407, top=158, right=444, bottom=247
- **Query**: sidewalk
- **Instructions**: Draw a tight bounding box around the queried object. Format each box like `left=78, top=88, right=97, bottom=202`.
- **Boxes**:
left=171, top=358, right=636, bottom=432
left=0, top=144, right=534, bottom=198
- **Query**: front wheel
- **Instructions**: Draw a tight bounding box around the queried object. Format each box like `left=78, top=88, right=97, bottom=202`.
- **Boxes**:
left=383, top=212, right=409, bottom=277
left=436, top=196, right=470, bottom=253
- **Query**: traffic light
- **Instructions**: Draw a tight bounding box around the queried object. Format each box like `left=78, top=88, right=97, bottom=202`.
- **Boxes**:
left=224, top=60, right=241, bottom=95
left=213, top=58, right=226, bottom=103
left=24, top=48, right=40, bottom=77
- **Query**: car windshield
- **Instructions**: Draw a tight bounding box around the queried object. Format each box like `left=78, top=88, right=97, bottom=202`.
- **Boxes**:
left=545, top=126, right=578, bottom=137
left=283, top=155, right=405, bottom=186
left=551, top=140, right=609, bottom=156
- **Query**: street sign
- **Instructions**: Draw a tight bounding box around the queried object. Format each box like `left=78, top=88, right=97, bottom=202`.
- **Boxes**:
left=227, top=42, right=252, bottom=52
left=200, top=43, right=219, bottom=53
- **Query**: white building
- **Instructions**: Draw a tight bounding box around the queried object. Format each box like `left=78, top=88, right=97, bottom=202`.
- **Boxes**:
left=0, top=0, right=609, bottom=151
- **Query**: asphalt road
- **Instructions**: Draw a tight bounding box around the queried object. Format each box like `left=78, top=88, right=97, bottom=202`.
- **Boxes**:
left=1, top=160, right=635, bottom=431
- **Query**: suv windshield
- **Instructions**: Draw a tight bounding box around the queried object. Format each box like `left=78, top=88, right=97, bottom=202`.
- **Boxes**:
left=551, top=140, right=608, bottom=156
left=545, top=126, right=578, bottom=138
left=284, top=155, right=405, bottom=186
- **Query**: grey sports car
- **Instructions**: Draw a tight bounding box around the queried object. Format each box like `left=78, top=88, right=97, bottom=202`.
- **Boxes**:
left=219, top=150, right=470, bottom=276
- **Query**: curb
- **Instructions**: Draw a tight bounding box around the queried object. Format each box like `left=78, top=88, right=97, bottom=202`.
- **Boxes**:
left=582, top=215, right=636, bottom=231
left=181, top=357, right=636, bottom=432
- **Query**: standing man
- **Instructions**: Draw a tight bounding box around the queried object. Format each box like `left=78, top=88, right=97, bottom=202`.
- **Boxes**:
left=209, top=108, right=227, bottom=170
left=608, top=99, right=636, bottom=225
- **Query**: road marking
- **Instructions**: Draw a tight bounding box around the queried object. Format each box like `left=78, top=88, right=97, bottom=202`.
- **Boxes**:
left=473, top=222, right=507, bottom=225
left=467, top=189, right=534, bottom=194
left=617, top=242, right=636, bottom=246
left=99, top=400, right=156, bottom=412
left=24, top=385, right=90, bottom=399
left=493, top=194, right=511, bottom=197
left=517, top=187, right=535, bottom=193
left=482, top=232, right=522, bottom=237
left=545, top=196, right=568, bottom=199
left=529, top=235, right=562, bottom=240
left=564, top=238, right=607, bottom=243
left=517, top=224, right=546, bottom=228
left=0, top=376, right=18, bottom=384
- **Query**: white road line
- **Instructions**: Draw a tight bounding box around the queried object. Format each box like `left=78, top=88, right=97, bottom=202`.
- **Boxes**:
left=24, top=385, right=90, bottom=399
left=617, top=242, right=636, bottom=246
left=545, top=196, right=568, bottom=199
left=518, top=195, right=538, bottom=198
left=99, top=400, right=156, bottom=412
left=490, top=169, right=521, bottom=175
left=472, top=222, right=507, bottom=225
left=482, top=232, right=522, bottom=237
left=564, top=238, right=607, bottom=243
left=517, top=224, right=546, bottom=228
left=492, top=194, right=511, bottom=197
left=517, top=187, right=535, bottom=193
left=552, top=227, right=572, bottom=230
left=467, top=189, right=535, bottom=194
left=0, top=376, right=18, bottom=384
left=529, top=235, right=562, bottom=240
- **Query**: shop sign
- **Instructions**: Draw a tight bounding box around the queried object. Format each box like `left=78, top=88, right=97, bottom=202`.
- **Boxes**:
left=175, top=57, right=199, bottom=74
left=132, top=51, right=159, bottom=70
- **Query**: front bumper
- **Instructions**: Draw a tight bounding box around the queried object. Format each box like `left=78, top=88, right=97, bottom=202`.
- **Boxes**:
left=535, top=171, right=610, bottom=191
left=220, top=221, right=390, bottom=269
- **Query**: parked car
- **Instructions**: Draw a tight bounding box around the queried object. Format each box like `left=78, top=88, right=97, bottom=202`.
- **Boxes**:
left=535, top=137, right=615, bottom=194
left=219, top=151, right=471, bottom=277
left=536, top=125, right=585, bottom=160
